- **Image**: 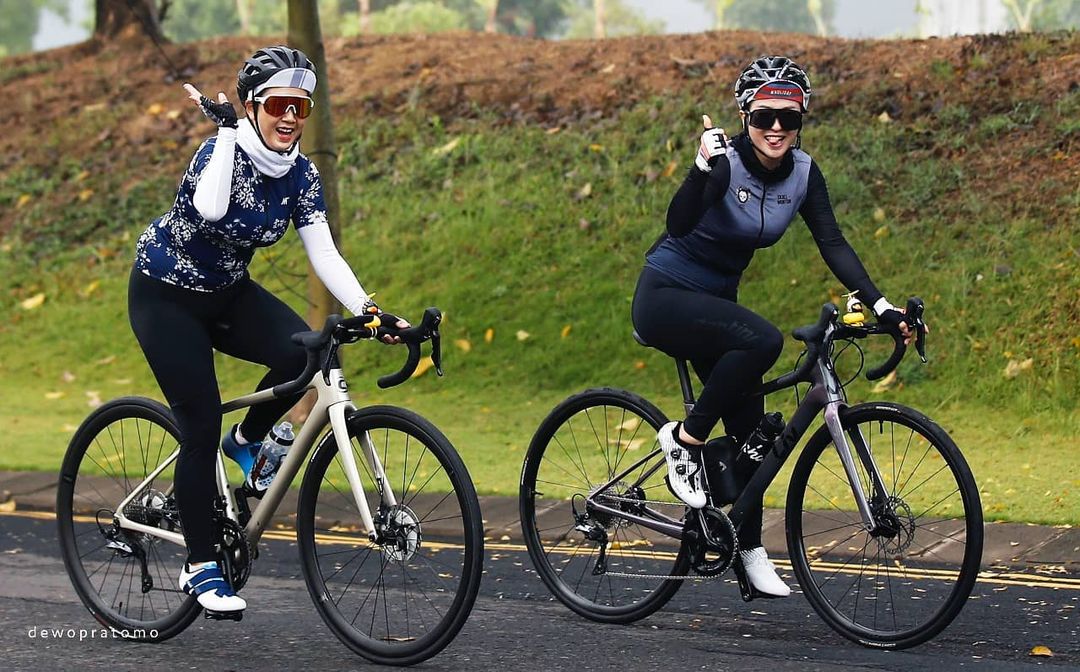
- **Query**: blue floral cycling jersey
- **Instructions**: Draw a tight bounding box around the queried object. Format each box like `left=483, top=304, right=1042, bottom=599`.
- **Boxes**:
left=135, top=137, right=326, bottom=291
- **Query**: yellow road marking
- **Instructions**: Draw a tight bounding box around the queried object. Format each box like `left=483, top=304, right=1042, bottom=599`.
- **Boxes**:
left=13, top=509, right=1079, bottom=590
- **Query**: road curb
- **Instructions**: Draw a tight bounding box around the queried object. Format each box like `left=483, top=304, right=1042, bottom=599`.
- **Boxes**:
left=5, top=470, right=1076, bottom=574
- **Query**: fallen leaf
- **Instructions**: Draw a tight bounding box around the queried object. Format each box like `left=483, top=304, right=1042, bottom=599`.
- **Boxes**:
left=431, top=137, right=460, bottom=157
left=661, top=160, right=678, bottom=178
left=634, top=361, right=646, bottom=370
left=454, top=339, right=471, bottom=353
left=874, top=225, right=889, bottom=239
left=600, top=63, right=616, bottom=74
left=578, top=219, right=590, bottom=230
left=545, top=126, right=561, bottom=135
left=95, top=355, right=116, bottom=366
left=44, top=391, right=65, bottom=400
left=410, top=357, right=435, bottom=378
left=1030, top=645, right=1053, bottom=657
left=78, top=189, right=94, bottom=202
left=560, top=324, right=572, bottom=339
left=873, top=207, right=886, bottom=222
left=20, top=293, right=46, bottom=310
left=1003, top=358, right=1034, bottom=379
left=877, top=111, right=892, bottom=123
left=588, top=144, right=604, bottom=152
left=146, top=103, right=165, bottom=116
left=165, top=108, right=182, bottom=120
left=871, top=370, right=898, bottom=393
left=13, top=193, right=30, bottom=208
left=575, top=182, right=592, bottom=200
left=516, top=330, right=530, bottom=342
left=484, top=328, right=494, bottom=344
left=111, top=378, right=132, bottom=385
left=79, top=280, right=101, bottom=297
left=61, top=371, right=76, bottom=383
left=617, top=418, right=641, bottom=431
left=73, top=170, right=90, bottom=182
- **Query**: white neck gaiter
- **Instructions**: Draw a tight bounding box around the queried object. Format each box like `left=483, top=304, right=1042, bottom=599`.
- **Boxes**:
left=237, top=118, right=298, bottom=178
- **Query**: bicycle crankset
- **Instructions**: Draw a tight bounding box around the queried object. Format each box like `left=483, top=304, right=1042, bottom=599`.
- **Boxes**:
left=686, top=506, right=738, bottom=577
left=214, top=505, right=253, bottom=592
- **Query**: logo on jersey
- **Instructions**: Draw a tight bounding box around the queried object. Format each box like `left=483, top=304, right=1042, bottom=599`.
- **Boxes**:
left=737, top=187, right=751, bottom=204
left=777, top=194, right=791, bottom=205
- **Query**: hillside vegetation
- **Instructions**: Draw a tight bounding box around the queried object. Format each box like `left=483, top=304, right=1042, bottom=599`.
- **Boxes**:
left=0, top=30, right=1077, bottom=523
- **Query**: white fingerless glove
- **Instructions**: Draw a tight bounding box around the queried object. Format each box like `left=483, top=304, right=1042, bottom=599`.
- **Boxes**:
left=695, top=127, right=728, bottom=173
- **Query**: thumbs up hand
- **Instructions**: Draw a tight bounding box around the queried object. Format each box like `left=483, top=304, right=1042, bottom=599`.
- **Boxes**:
left=695, top=114, right=728, bottom=173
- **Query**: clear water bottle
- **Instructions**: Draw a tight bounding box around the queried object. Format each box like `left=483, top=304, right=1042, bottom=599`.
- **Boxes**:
left=733, top=412, right=785, bottom=490
left=246, top=422, right=295, bottom=496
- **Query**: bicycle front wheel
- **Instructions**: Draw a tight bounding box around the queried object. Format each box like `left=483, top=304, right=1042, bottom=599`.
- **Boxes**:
left=786, top=402, right=983, bottom=649
left=297, top=406, right=483, bottom=666
left=520, top=388, right=691, bottom=624
left=57, top=397, right=199, bottom=641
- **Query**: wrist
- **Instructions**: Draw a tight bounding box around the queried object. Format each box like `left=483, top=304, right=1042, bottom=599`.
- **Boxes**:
left=872, top=297, right=896, bottom=316
left=694, top=154, right=712, bottom=173
left=216, top=126, right=238, bottom=140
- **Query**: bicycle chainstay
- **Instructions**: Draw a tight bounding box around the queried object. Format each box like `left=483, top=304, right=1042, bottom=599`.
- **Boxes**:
left=584, top=493, right=737, bottom=582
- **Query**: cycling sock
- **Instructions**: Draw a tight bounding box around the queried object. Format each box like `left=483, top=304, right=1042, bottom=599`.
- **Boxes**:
left=233, top=425, right=250, bottom=445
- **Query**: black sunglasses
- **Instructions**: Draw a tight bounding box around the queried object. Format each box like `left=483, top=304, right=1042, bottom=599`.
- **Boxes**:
left=747, top=108, right=803, bottom=131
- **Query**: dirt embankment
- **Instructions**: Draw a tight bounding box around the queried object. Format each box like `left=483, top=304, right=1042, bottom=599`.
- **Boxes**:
left=1, top=29, right=1077, bottom=237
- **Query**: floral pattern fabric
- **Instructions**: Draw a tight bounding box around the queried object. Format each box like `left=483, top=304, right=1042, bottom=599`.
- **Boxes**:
left=135, top=137, right=326, bottom=291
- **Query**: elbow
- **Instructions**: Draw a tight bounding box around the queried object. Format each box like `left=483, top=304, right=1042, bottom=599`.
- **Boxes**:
left=193, top=196, right=227, bottom=223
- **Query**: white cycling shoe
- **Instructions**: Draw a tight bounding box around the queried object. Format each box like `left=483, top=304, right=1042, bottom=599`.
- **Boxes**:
left=179, top=560, right=247, bottom=620
left=738, top=547, right=791, bottom=598
left=658, top=422, right=707, bottom=509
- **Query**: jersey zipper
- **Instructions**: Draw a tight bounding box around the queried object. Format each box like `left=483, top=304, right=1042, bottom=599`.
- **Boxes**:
left=757, top=183, right=768, bottom=243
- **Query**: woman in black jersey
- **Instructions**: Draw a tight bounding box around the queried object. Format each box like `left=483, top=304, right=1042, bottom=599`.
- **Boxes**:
left=633, top=56, right=917, bottom=597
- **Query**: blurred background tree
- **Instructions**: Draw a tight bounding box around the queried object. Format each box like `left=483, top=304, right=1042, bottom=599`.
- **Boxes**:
left=0, top=0, right=66, bottom=57
left=562, top=0, right=661, bottom=39
left=693, top=0, right=836, bottom=35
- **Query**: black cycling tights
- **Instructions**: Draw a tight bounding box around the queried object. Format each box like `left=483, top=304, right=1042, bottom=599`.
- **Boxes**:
left=128, top=269, right=308, bottom=563
left=632, top=267, right=784, bottom=548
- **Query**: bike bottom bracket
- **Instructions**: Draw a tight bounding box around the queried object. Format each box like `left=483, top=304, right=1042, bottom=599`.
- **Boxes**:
left=689, top=506, right=738, bottom=577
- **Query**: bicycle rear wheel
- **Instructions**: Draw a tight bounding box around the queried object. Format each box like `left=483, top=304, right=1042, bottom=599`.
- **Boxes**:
left=297, top=406, right=483, bottom=666
left=57, top=397, right=199, bottom=641
left=520, top=388, right=691, bottom=624
left=786, top=402, right=983, bottom=649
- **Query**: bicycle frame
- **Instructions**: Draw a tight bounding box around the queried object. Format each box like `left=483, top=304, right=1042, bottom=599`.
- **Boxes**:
left=586, top=320, right=890, bottom=541
left=111, top=363, right=392, bottom=549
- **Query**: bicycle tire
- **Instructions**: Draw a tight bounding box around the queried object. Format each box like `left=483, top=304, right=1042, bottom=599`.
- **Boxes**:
left=297, top=405, right=483, bottom=666
left=786, top=402, right=983, bottom=649
left=520, top=388, right=691, bottom=624
left=57, top=397, right=200, bottom=641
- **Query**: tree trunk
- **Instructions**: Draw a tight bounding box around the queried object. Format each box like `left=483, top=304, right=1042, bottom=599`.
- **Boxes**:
left=288, top=0, right=343, bottom=421
left=485, top=0, right=499, bottom=33
left=95, top=0, right=165, bottom=41
left=358, top=0, right=371, bottom=34
left=594, top=0, right=606, bottom=38
left=236, top=0, right=252, bottom=34
left=807, top=0, right=828, bottom=36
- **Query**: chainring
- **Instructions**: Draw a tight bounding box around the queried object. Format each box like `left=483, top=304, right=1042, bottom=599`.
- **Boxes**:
left=217, top=516, right=253, bottom=591
left=689, top=506, right=738, bottom=577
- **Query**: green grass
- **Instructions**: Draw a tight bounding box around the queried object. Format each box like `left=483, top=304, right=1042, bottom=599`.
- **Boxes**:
left=1, top=93, right=1077, bottom=524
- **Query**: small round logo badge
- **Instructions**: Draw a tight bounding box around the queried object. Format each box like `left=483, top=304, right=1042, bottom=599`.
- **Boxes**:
left=737, top=187, right=750, bottom=204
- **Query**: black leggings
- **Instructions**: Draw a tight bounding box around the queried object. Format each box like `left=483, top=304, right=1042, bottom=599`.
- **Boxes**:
left=128, top=269, right=308, bottom=563
left=632, top=266, right=784, bottom=547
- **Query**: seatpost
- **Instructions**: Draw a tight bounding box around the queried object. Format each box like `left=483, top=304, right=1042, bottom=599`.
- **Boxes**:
left=675, top=359, right=695, bottom=415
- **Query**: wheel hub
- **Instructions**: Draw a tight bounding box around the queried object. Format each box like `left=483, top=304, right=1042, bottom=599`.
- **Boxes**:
left=380, top=505, right=422, bottom=563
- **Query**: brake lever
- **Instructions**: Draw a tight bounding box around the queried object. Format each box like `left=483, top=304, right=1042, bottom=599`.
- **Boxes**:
left=322, top=338, right=340, bottom=385
left=906, top=296, right=927, bottom=363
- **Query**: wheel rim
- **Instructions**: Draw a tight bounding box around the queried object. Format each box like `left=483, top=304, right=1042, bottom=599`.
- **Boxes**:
left=62, top=405, right=194, bottom=630
left=524, top=397, right=688, bottom=614
left=306, top=421, right=476, bottom=652
left=794, top=411, right=980, bottom=642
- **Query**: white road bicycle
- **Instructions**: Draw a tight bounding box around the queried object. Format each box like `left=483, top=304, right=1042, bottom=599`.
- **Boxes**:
left=57, top=308, right=484, bottom=666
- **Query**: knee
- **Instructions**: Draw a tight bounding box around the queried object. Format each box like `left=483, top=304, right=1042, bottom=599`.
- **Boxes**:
left=758, top=326, right=785, bottom=368
left=171, top=397, right=222, bottom=457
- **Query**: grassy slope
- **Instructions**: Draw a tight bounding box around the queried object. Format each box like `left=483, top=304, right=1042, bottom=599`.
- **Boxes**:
left=0, top=36, right=1077, bottom=524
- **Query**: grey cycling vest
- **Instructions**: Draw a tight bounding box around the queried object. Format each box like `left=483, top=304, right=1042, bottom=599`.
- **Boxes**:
left=646, top=147, right=813, bottom=296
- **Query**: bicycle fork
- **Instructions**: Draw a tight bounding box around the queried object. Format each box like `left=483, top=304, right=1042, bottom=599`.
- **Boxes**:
left=327, top=399, right=397, bottom=543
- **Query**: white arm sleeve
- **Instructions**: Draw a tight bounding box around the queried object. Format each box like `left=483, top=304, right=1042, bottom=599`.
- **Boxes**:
left=192, top=127, right=237, bottom=222
left=297, top=221, right=369, bottom=315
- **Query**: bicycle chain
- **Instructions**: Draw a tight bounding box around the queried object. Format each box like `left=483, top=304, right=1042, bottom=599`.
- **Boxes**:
left=585, top=494, right=737, bottom=582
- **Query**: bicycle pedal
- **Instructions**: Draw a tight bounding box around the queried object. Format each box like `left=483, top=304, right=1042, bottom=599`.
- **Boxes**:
left=204, top=609, right=244, bottom=622
left=732, top=560, right=784, bottom=602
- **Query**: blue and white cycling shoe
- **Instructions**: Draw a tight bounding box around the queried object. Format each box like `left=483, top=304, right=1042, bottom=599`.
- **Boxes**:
left=221, top=424, right=259, bottom=477
left=179, top=560, right=246, bottom=620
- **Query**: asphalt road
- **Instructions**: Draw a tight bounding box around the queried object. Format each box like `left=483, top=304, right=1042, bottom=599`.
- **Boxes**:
left=1, top=511, right=1076, bottom=671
